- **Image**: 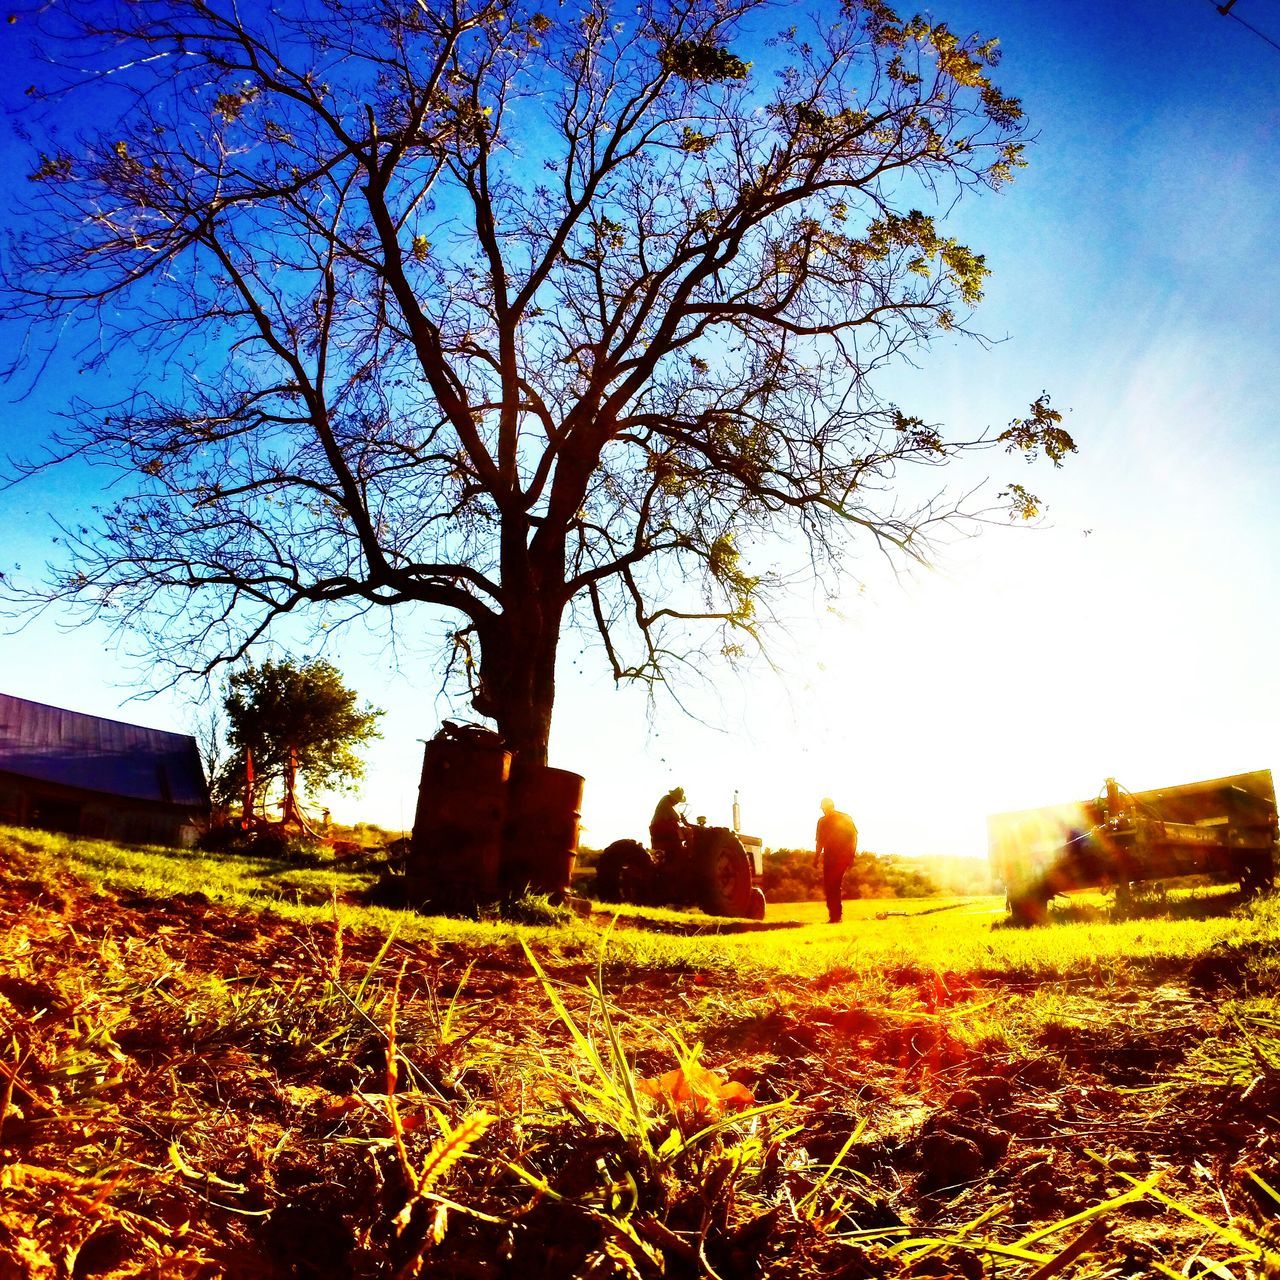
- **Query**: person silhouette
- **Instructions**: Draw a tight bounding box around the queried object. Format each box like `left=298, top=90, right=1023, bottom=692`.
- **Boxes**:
left=650, top=786, right=691, bottom=862
left=814, top=797, right=858, bottom=924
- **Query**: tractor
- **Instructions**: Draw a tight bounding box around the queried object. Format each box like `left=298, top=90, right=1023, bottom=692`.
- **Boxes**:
left=596, top=821, right=767, bottom=920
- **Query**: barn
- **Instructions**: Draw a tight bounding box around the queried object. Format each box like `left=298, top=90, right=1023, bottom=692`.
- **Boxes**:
left=0, top=692, right=209, bottom=847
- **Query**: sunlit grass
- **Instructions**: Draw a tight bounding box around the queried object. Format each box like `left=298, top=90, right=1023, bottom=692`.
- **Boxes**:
left=7, top=825, right=1274, bottom=989
left=3, top=823, right=1279, bottom=1276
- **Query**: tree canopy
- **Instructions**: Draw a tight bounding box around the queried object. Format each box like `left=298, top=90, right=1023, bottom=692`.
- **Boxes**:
left=3, top=0, right=1073, bottom=760
left=216, top=658, right=383, bottom=812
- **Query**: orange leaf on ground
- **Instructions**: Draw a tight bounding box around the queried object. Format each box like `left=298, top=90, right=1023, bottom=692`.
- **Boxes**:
left=635, top=1062, right=754, bottom=1123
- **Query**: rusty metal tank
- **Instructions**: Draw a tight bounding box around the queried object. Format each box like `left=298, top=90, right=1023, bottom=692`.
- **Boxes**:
left=407, top=724, right=510, bottom=912
left=502, top=762, right=584, bottom=899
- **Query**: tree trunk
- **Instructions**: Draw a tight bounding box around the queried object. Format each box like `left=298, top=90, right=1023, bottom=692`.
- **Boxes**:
left=472, top=611, right=560, bottom=765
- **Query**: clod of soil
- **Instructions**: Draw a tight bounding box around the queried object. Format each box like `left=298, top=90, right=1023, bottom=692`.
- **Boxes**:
left=923, top=1110, right=1011, bottom=1165
left=966, top=1075, right=1015, bottom=1110
left=904, top=1246, right=983, bottom=1279
left=917, top=1131, right=985, bottom=1193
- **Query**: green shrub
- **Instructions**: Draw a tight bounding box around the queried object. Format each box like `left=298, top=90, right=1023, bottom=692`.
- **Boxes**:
left=197, top=822, right=323, bottom=860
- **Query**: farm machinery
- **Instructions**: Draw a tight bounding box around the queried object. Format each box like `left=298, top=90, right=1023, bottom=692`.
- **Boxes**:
left=989, top=770, right=1279, bottom=923
left=596, top=803, right=767, bottom=920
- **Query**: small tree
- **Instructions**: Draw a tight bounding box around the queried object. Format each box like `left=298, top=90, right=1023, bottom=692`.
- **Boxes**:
left=216, top=658, right=382, bottom=823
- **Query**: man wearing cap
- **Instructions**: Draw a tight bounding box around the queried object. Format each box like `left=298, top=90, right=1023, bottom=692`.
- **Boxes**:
left=814, top=798, right=858, bottom=924
left=650, top=786, right=691, bottom=863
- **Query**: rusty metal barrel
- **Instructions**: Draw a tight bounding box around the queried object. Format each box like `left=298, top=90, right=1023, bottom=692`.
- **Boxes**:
left=407, top=726, right=510, bottom=912
left=502, top=763, right=584, bottom=898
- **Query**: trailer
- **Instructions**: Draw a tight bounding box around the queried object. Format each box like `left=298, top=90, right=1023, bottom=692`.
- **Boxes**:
left=989, top=770, right=1278, bottom=922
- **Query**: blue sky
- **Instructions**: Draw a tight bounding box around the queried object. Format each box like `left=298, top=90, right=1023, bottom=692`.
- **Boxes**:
left=2, top=0, right=1278, bottom=854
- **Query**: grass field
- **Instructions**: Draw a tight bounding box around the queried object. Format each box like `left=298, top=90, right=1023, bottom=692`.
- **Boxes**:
left=1, top=825, right=1278, bottom=1278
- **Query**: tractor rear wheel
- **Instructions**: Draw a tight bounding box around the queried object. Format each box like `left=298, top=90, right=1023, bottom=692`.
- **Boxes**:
left=698, top=829, right=753, bottom=917
left=747, top=886, right=767, bottom=922
left=596, top=840, right=653, bottom=905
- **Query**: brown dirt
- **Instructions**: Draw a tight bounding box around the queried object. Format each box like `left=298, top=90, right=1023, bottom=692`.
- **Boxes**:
left=0, top=845, right=1277, bottom=1278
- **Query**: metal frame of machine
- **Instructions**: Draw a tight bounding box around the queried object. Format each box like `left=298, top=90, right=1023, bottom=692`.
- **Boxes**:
left=989, top=770, right=1279, bottom=922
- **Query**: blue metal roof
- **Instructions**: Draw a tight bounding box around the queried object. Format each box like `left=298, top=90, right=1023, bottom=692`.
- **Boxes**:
left=0, top=692, right=209, bottom=809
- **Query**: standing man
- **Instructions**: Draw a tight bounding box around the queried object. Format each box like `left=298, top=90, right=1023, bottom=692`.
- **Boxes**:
left=814, top=797, right=857, bottom=924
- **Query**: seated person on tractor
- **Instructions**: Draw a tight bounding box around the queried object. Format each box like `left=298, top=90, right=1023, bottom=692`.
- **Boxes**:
left=650, top=786, right=692, bottom=864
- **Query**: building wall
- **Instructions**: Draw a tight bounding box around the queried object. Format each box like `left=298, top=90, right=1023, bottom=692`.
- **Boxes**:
left=0, top=772, right=204, bottom=847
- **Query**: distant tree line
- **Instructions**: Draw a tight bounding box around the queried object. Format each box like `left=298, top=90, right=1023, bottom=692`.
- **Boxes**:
left=761, top=849, right=996, bottom=902
left=572, top=845, right=994, bottom=901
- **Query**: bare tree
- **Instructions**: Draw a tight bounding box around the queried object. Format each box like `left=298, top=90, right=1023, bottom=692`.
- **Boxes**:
left=2, top=0, right=1072, bottom=762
